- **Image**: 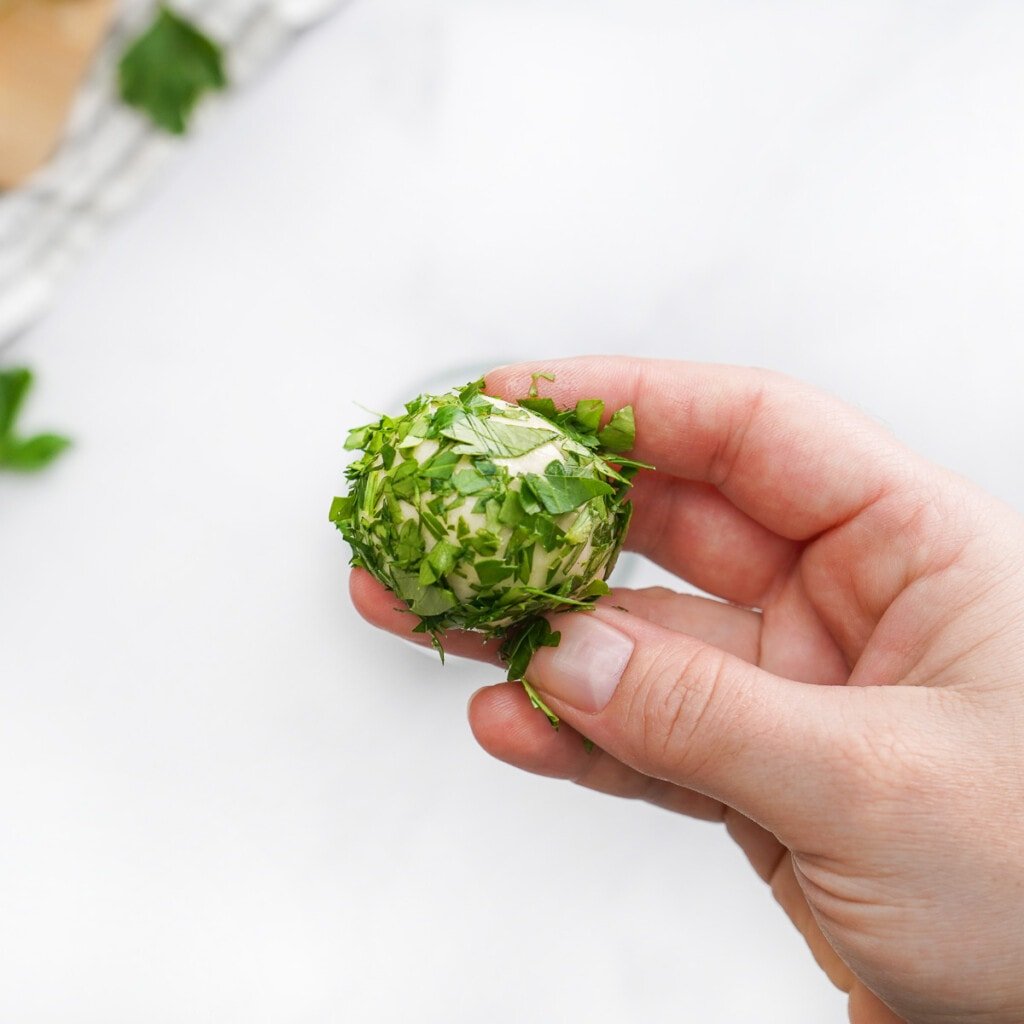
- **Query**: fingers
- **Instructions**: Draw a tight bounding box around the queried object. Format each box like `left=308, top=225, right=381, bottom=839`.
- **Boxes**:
left=352, top=568, right=764, bottom=670
left=609, top=586, right=761, bottom=663
left=624, top=471, right=799, bottom=606
left=485, top=357, right=910, bottom=541
left=470, top=683, right=883, bottom=1012
left=727, top=808, right=896, bottom=1013
left=723, top=806, right=787, bottom=883
left=522, top=605, right=924, bottom=836
left=468, top=683, right=726, bottom=821
left=349, top=568, right=504, bottom=664
left=771, top=852, right=857, bottom=994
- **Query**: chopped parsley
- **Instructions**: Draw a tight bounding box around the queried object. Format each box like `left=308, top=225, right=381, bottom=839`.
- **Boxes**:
left=330, top=376, right=650, bottom=726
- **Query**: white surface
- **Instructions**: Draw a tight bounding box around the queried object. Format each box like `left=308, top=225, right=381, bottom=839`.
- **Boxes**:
left=0, top=0, right=343, bottom=344
left=2, top=2, right=1024, bottom=1021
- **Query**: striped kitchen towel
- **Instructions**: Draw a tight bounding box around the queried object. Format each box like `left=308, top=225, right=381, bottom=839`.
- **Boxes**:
left=0, top=0, right=343, bottom=348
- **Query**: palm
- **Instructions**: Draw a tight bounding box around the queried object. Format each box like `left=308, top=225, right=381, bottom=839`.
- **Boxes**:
left=687, top=511, right=1014, bottom=1024
left=723, top=546, right=911, bottom=1019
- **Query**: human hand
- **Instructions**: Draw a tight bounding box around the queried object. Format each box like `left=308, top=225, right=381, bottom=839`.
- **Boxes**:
left=351, top=357, right=1024, bottom=1024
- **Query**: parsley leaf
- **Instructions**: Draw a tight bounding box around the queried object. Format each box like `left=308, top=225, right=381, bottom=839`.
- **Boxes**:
left=0, top=368, right=70, bottom=473
left=501, top=617, right=561, bottom=686
left=521, top=677, right=560, bottom=729
left=574, top=399, right=604, bottom=433
left=475, top=560, right=516, bottom=587
left=499, top=618, right=563, bottom=727
left=118, top=6, right=227, bottom=135
left=1, top=434, right=71, bottom=471
left=419, top=540, right=460, bottom=585
left=518, top=396, right=558, bottom=419
left=0, top=368, right=31, bottom=436
left=598, top=405, right=636, bottom=453
left=440, top=412, right=557, bottom=458
left=451, top=467, right=491, bottom=495
left=522, top=470, right=615, bottom=514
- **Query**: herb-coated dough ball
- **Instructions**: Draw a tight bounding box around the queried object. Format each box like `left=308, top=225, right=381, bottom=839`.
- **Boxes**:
left=331, top=380, right=638, bottom=639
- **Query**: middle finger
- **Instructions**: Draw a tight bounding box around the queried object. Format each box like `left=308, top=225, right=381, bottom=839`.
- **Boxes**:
left=625, top=470, right=799, bottom=608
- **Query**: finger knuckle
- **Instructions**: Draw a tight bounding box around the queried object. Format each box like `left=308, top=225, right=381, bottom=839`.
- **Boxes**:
left=634, top=643, right=740, bottom=781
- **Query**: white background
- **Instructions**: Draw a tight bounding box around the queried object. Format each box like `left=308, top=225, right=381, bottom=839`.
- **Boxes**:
left=2, top=1, right=1023, bottom=1021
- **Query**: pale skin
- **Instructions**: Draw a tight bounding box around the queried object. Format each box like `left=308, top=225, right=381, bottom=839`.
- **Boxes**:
left=350, top=356, right=1024, bottom=1024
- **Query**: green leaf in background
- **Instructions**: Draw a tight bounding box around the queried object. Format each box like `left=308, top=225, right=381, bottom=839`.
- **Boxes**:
left=1, top=434, right=71, bottom=471
left=0, top=369, right=71, bottom=473
left=118, top=6, right=227, bottom=135
left=0, top=367, right=32, bottom=437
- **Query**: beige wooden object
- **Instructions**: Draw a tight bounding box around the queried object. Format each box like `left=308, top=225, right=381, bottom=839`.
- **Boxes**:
left=0, top=0, right=116, bottom=189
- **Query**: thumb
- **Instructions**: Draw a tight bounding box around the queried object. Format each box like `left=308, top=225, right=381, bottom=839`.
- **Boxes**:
left=525, top=607, right=886, bottom=834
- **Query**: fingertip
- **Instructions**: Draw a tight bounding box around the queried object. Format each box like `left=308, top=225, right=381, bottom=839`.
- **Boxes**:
left=467, top=683, right=533, bottom=756
left=468, top=682, right=584, bottom=778
left=348, top=565, right=377, bottom=603
left=348, top=567, right=401, bottom=626
left=482, top=364, right=533, bottom=402
left=483, top=360, right=582, bottom=404
left=466, top=685, right=488, bottom=718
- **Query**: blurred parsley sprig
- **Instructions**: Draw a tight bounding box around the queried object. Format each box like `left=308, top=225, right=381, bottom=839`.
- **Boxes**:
left=118, top=5, right=227, bottom=134
left=0, top=369, right=70, bottom=472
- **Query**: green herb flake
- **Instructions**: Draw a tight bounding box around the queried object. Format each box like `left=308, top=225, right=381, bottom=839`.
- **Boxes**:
left=466, top=531, right=500, bottom=556
left=598, top=405, right=636, bottom=454
left=344, top=426, right=372, bottom=451
left=118, top=6, right=227, bottom=135
left=521, top=677, right=560, bottom=729
left=0, top=434, right=71, bottom=471
left=440, top=413, right=557, bottom=459
left=0, top=368, right=31, bottom=436
left=420, top=450, right=460, bottom=480
left=451, top=468, right=491, bottom=495
left=0, top=368, right=71, bottom=473
left=498, top=489, right=525, bottom=527
left=574, top=398, right=604, bottom=433
left=394, top=520, right=424, bottom=564
left=501, top=617, right=562, bottom=685
left=528, top=372, right=557, bottom=398
left=419, top=540, right=460, bottom=585
left=518, top=396, right=558, bottom=419
left=524, top=471, right=615, bottom=515
left=475, top=560, right=516, bottom=587
left=409, top=586, right=459, bottom=618
left=329, top=495, right=355, bottom=523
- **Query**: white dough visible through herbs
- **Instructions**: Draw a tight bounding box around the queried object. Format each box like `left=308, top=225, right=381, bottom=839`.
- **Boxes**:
left=330, top=376, right=648, bottom=726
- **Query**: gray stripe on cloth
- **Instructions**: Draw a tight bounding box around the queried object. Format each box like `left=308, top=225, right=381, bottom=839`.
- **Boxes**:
left=0, top=0, right=343, bottom=351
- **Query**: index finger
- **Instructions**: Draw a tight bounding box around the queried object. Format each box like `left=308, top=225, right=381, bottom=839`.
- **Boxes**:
left=485, top=357, right=909, bottom=541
